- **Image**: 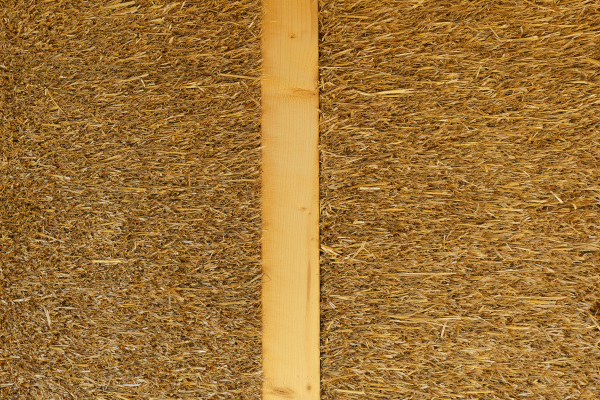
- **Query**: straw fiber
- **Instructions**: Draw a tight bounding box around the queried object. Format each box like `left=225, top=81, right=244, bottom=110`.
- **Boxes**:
left=319, top=1, right=600, bottom=399
left=1, top=1, right=261, bottom=399
left=2, top=0, right=600, bottom=399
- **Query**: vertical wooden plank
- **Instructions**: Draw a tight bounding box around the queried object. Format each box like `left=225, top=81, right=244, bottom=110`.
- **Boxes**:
left=261, top=0, right=319, bottom=399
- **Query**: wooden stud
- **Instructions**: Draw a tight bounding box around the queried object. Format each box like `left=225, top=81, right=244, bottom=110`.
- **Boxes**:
left=261, top=0, right=320, bottom=399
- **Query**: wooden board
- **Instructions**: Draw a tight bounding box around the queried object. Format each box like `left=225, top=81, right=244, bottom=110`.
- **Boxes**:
left=261, top=0, right=320, bottom=399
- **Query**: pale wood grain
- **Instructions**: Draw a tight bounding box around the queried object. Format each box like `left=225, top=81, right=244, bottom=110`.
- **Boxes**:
left=261, top=0, right=320, bottom=399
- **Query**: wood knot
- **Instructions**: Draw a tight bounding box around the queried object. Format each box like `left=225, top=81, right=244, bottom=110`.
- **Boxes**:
left=272, top=386, right=295, bottom=398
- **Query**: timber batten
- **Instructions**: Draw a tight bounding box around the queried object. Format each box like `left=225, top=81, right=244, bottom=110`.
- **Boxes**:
left=261, top=0, right=320, bottom=399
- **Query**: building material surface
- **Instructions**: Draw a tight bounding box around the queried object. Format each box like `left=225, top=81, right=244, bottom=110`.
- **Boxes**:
left=261, top=0, right=320, bottom=399
left=0, top=1, right=262, bottom=399
left=3, top=0, right=600, bottom=399
left=318, top=1, right=600, bottom=398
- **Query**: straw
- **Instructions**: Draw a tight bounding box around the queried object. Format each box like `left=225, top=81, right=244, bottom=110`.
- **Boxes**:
left=3, top=0, right=600, bottom=399
left=319, top=0, right=600, bottom=398
left=1, top=1, right=262, bottom=399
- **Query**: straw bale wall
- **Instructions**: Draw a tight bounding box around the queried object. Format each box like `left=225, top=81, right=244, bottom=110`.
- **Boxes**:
left=2, top=0, right=600, bottom=399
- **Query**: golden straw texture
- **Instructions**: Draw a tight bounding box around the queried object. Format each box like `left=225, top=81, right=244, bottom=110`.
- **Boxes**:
left=319, top=0, right=600, bottom=399
left=1, top=1, right=261, bottom=399
left=2, top=0, right=600, bottom=399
